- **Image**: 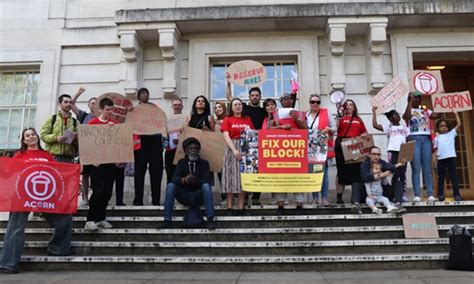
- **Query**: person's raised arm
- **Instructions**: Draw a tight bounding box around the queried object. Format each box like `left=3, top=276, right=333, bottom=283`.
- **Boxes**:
left=402, top=93, right=413, bottom=124
left=71, top=87, right=85, bottom=116
left=453, top=109, right=462, bottom=131
left=371, top=106, right=384, bottom=132
left=225, top=81, right=234, bottom=102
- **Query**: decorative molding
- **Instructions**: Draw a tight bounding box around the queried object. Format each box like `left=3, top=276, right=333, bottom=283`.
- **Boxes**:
left=367, top=20, right=388, bottom=93
left=159, top=26, right=181, bottom=97
left=327, top=22, right=346, bottom=90
left=118, top=31, right=143, bottom=96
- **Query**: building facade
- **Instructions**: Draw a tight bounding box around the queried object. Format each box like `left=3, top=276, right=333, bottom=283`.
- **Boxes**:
left=1, top=0, right=473, bottom=197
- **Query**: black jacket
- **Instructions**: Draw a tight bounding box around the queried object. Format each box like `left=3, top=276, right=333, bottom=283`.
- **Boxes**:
left=171, top=156, right=211, bottom=191
left=360, top=158, right=396, bottom=183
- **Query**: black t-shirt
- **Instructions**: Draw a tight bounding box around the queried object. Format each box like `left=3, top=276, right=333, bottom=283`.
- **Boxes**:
left=188, top=112, right=211, bottom=130
left=243, top=104, right=266, bottom=130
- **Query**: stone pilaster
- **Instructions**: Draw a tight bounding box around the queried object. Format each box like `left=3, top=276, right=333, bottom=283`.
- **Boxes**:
left=367, top=20, right=388, bottom=94
left=327, top=22, right=346, bottom=90
left=119, top=31, right=143, bottom=96
left=158, top=26, right=181, bottom=98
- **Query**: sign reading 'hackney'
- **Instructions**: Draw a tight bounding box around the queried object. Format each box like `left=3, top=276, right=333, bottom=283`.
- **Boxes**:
left=0, top=158, right=80, bottom=214
left=240, top=129, right=326, bottom=193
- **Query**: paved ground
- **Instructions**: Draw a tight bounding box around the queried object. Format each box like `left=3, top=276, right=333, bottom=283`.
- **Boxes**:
left=0, top=270, right=473, bottom=283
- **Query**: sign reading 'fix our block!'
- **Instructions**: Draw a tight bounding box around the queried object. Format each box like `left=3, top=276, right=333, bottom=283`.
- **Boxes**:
left=431, top=91, right=472, bottom=113
left=225, top=60, right=266, bottom=87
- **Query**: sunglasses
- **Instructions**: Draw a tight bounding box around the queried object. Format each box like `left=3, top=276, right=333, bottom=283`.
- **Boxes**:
left=310, top=101, right=321, bottom=105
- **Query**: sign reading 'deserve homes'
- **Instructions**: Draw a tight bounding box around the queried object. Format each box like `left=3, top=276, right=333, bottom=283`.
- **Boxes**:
left=78, top=123, right=134, bottom=165
left=408, top=70, right=445, bottom=95
left=431, top=91, right=472, bottom=113
left=370, top=76, right=409, bottom=114
left=98, top=92, right=133, bottom=123
left=126, top=103, right=167, bottom=135
left=225, top=60, right=266, bottom=87
left=240, top=129, right=326, bottom=193
left=0, top=158, right=80, bottom=214
left=341, top=135, right=374, bottom=164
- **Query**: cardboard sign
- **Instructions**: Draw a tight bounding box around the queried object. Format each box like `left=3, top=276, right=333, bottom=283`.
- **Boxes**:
left=167, top=114, right=189, bottom=132
left=98, top=93, right=133, bottom=123
left=225, top=60, right=266, bottom=87
left=402, top=214, right=439, bottom=239
left=173, top=126, right=226, bottom=172
left=341, top=135, right=374, bottom=164
left=397, top=141, right=415, bottom=163
left=78, top=123, right=134, bottom=165
left=371, top=77, right=409, bottom=114
left=126, top=103, right=167, bottom=135
left=408, top=70, right=445, bottom=95
left=431, top=91, right=472, bottom=113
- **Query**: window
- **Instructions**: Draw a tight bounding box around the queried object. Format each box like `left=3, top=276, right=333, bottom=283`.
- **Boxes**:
left=210, top=61, right=297, bottom=103
left=0, top=70, right=39, bottom=149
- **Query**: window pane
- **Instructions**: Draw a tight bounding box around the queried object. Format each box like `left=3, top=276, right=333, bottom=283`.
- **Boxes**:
left=12, top=73, right=27, bottom=104
left=0, top=128, right=7, bottom=149
left=10, top=109, right=23, bottom=128
left=212, top=81, right=225, bottom=100
left=264, top=64, right=275, bottom=79
left=31, top=73, right=40, bottom=104
left=233, top=85, right=247, bottom=99
left=262, top=80, right=275, bottom=98
left=0, top=73, right=14, bottom=105
left=282, top=63, right=296, bottom=80
left=8, top=127, right=21, bottom=149
left=212, top=65, right=226, bottom=81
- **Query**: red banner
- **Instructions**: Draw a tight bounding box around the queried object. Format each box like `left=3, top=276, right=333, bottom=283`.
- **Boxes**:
left=0, top=158, right=80, bottom=214
left=258, top=129, right=308, bottom=173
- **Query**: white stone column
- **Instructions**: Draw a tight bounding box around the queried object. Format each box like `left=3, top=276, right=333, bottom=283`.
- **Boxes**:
left=327, top=23, right=346, bottom=90
left=367, top=20, right=388, bottom=94
left=119, top=31, right=143, bottom=96
left=158, top=26, right=181, bottom=98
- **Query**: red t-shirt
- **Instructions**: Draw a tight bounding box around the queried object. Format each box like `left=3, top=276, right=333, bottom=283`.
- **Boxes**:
left=337, top=115, right=367, bottom=138
left=221, top=116, right=254, bottom=139
left=13, top=150, right=54, bottom=162
left=88, top=117, right=117, bottom=125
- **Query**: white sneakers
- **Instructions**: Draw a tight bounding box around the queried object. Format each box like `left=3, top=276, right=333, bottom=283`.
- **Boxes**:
left=387, top=207, right=398, bottom=214
left=372, top=208, right=383, bottom=215
left=84, top=220, right=113, bottom=231
left=428, top=196, right=437, bottom=202
left=412, top=196, right=437, bottom=202
left=412, top=196, right=422, bottom=202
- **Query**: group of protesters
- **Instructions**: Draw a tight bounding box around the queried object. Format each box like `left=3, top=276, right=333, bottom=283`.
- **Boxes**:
left=0, top=79, right=464, bottom=274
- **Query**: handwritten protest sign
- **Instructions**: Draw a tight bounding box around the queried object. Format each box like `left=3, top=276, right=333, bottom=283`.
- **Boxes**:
left=408, top=70, right=445, bottom=95
left=78, top=123, right=134, bottom=165
left=173, top=126, right=226, bottom=172
left=341, top=135, right=374, bottom=164
left=431, top=91, right=472, bottom=113
left=370, top=77, right=409, bottom=114
left=226, top=60, right=266, bottom=87
left=403, top=214, right=439, bottom=239
left=167, top=114, right=188, bottom=132
left=126, top=103, right=167, bottom=135
left=398, top=141, right=415, bottom=163
left=98, top=93, right=133, bottom=123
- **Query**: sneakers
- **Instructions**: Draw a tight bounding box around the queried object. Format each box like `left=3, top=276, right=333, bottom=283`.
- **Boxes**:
left=412, top=196, right=421, bottom=202
left=428, top=196, right=437, bottom=202
left=96, top=220, right=113, bottom=229
left=206, top=218, right=216, bottom=230
left=387, top=206, right=398, bottom=214
left=351, top=203, right=362, bottom=214
left=372, top=207, right=383, bottom=215
left=79, top=200, right=89, bottom=207
left=159, top=220, right=173, bottom=229
left=336, top=198, right=344, bottom=205
left=0, top=267, right=18, bottom=274
left=84, top=221, right=98, bottom=232
left=438, top=195, right=445, bottom=202
left=454, top=195, right=463, bottom=201
left=395, top=203, right=407, bottom=215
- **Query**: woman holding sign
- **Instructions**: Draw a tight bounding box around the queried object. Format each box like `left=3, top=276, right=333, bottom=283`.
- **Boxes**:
left=221, top=98, right=254, bottom=215
left=188, top=96, right=215, bottom=131
left=335, top=99, right=368, bottom=212
left=0, top=128, right=73, bottom=274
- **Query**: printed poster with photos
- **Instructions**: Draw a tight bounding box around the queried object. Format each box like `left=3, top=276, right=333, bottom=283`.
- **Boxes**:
left=239, top=129, right=327, bottom=192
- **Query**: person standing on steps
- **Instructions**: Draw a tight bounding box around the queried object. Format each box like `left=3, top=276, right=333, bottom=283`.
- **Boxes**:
left=165, top=98, right=184, bottom=184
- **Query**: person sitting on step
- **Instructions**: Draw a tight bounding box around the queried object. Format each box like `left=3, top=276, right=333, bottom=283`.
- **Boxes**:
left=364, top=162, right=398, bottom=215
left=160, top=137, right=216, bottom=230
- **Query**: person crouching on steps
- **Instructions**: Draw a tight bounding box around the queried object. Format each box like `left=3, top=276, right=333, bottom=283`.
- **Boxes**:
left=160, top=137, right=216, bottom=230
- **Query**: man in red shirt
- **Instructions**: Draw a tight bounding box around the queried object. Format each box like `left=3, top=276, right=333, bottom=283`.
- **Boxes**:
left=84, top=98, right=117, bottom=231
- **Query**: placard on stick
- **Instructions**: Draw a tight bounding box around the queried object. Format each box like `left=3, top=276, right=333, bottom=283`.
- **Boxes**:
left=408, top=70, right=445, bottom=95
left=402, top=214, right=439, bottom=239
left=431, top=91, right=472, bottom=113
left=341, top=135, right=374, bottom=164
left=173, top=126, right=226, bottom=172
left=397, top=141, right=415, bottom=163
left=78, top=123, right=134, bottom=165
left=225, top=60, right=266, bottom=87
left=167, top=114, right=189, bottom=132
left=98, top=93, right=133, bottom=123
left=370, top=77, right=409, bottom=114
left=126, top=103, right=167, bottom=135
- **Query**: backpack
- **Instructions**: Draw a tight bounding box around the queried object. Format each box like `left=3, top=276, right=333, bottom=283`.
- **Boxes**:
left=51, top=114, right=77, bottom=130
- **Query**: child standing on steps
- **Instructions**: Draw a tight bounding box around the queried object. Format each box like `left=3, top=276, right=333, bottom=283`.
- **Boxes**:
left=434, top=110, right=463, bottom=202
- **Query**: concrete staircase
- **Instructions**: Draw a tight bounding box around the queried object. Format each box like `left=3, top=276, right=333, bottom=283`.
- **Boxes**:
left=1, top=202, right=473, bottom=271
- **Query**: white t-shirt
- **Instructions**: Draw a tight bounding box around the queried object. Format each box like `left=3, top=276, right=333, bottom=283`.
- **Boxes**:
left=435, top=128, right=457, bottom=160
left=383, top=123, right=409, bottom=152
left=408, top=108, right=433, bottom=136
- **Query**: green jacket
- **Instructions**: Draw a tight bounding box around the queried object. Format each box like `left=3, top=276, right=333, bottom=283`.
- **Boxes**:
left=40, top=111, right=78, bottom=156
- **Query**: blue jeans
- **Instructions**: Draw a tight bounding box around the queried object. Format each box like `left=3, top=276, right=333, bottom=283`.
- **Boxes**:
left=163, top=183, right=214, bottom=221
left=312, top=161, right=329, bottom=200
left=0, top=212, right=72, bottom=271
left=408, top=135, right=434, bottom=197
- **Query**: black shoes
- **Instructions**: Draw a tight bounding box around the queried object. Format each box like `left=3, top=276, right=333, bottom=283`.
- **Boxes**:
left=206, top=218, right=216, bottom=230
left=336, top=198, right=344, bottom=205
left=277, top=206, right=284, bottom=216
left=295, top=206, right=304, bottom=215
left=351, top=203, right=362, bottom=214
left=160, top=220, right=173, bottom=229
left=0, top=267, right=18, bottom=274
left=454, top=195, right=463, bottom=201
left=438, top=195, right=445, bottom=202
